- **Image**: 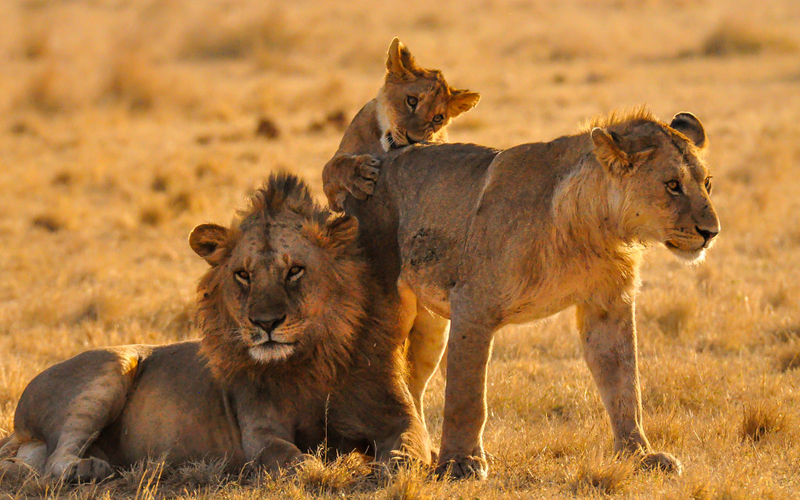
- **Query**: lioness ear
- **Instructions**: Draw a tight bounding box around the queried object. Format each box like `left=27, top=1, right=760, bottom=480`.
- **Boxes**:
left=189, top=224, right=229, bottom=266
left=321, top=214, right=359, bottom=250
left=386, top=37, right=419, bottom=80
left=592, top=127, right=631, bottom=176
left=670, top=112, right=707, bottom=149
left=448, top=89, right=481, bottom=118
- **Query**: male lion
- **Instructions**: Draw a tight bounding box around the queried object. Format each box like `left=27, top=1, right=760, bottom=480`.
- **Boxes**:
left=322, top=37, right=480, bottom=212
left=0, top=174, right=429, bottom=482
left=339, top=109, right=720, bottom=479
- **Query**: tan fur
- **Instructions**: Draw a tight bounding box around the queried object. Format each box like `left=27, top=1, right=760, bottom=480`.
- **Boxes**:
left=322, top=37, right=479, bottom=211
left=341, top=109, right=720, bottom=479
left=4, top=174, right=429, bottom=482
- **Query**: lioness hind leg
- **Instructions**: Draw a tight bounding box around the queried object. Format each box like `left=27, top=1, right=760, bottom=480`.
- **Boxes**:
left=406, top=304, right=449, bottom=425
left=577, top=301, right=682, bottom=475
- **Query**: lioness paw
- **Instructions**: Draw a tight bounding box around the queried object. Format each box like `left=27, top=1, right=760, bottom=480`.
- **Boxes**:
left=641, top=451, right=682, bottom=475
left=435, top=454, right=488, bottom=480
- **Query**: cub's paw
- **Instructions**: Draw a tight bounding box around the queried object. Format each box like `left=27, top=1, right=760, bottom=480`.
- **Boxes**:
left=641, top=451, right=682, bottom=475
left=347, top=155, right=381, bottom=200
left=435, top=454, right=488, bottom=480
left=59, top=457, right=114, bottom=482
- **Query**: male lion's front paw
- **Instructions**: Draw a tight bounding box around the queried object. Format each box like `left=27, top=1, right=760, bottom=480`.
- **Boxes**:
left=435, top=454, right=488, bottom=480
left=641, top=452, right=682, bottom=475
left=347, top=155, right=380, bottom=200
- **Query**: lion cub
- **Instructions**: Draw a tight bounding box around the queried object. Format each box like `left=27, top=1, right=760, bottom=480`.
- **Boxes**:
left=322, top=37, right=480, bottom=211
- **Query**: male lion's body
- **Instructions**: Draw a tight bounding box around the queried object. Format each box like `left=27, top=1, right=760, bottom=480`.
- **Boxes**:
left=343, top=110, right=720, bottom=478
left=0, top=174, right=429, bottom=481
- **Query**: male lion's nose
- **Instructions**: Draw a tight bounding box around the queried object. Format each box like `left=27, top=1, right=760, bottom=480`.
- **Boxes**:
left=696, top=225, right=719, bottom=245
left=250, top=314, right=286, bottom=334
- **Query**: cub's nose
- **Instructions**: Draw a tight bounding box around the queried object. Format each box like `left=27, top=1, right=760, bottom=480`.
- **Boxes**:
left=250, top=314, right=286, bottom=334
left=696, top=225, right=719, bottom=246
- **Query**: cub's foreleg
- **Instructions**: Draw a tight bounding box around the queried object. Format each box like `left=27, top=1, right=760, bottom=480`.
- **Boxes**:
left=322, top=154, right=380, bottom=211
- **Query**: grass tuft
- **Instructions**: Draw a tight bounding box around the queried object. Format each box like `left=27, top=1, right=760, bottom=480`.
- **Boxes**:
left=741, top=402, right=786, bottom=443
left=570, top=457, right=635, bottom=495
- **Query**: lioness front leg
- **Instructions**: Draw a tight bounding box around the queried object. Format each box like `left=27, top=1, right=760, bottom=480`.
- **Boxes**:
left=435, top=298, right=497, bottom=480
left=322, top=154, right=381, bottom=211
left=577, top=299, right=682, bottom=474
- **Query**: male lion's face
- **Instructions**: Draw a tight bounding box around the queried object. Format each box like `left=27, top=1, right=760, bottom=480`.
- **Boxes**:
left=190, top=210, right=362, bottom=364
left=378, top=38, right=480, bottom=150
left=592, top=113, right=721, bottom=263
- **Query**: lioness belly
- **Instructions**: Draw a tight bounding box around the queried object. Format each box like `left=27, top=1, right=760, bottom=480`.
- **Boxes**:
left=92, top=342, right=244, bottom=467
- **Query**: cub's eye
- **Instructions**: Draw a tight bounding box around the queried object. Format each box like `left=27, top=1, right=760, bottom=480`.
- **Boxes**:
left=704, top=176, right=713, bottom=194
left=665, top=179, right=682, bottom=195
left=406, top=95, right=418, bottom=108
left=234, top=269, right=250, bottom=285
left=432, top=114, right=444, bottom=123
left=286, top=265, right=304, bottom=282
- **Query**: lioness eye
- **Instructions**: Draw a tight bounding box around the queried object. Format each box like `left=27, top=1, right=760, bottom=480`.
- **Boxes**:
left=234, top=269, right=250, bottom=285
left=704, top=177, right=713, bottom=194
left=287, top=266, right=304, bottom=282
left=406, top=95, right=418, bottom=108
left=665, top=180, right=682, bottom=195
left=432, top=114, right=444, bottom=123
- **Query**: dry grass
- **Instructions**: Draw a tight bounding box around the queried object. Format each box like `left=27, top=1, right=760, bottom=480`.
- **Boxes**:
left=1, top=0, right=799, bottom=498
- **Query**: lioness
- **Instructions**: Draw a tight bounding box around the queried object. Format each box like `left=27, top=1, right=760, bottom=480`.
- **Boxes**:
left=0, top=174, right=429, bottom=481
left=322, top=37, right=480, bottom=212
left=340, top=110, right=720, bottom=478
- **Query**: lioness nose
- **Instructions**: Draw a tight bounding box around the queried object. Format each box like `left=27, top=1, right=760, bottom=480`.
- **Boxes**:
left=696, top=225, right=719, bottom=245
left=251, top=314, right=286, bottom=334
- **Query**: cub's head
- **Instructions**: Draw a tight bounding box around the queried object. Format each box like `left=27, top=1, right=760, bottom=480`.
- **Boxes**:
left=591, top=111, right=720, bottom=263
left=377, top=37, right=480, bottom=151
left=190, top=173, right=367, bottom=384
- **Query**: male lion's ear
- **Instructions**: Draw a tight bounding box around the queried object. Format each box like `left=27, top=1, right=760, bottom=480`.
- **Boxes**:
left=448, top=89, right=481, bottom=118
left=189, top=223, right=229, bottom=266
left=592, top=127, right=631, bottom=176
left=321, top=214, right=359, bottom=250
left=386, top=37, right=420, bottom=80
left=670, top=112, right=707, bottom=149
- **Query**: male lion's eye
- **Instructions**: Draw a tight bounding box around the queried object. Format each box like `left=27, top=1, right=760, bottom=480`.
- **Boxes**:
left=406, top=95, right=418, bottom=108
left=704, top=177, right=713, bottom=194
left=287, top=266, right=305, bottom=282
left=234, top=269, right=250, bottom=285
left=432, top=114, right=444, bottom=123
left=665, top=179, right=682, bottom=195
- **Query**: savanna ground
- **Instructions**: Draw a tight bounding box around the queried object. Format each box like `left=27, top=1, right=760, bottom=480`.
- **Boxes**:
left=0, top=0, right=799, bottom=498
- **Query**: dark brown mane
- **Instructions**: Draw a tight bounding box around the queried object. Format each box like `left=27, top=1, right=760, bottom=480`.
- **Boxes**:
left=194, top=172, right=369, bottom=397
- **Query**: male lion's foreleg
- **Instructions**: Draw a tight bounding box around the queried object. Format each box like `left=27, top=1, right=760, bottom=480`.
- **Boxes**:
left=435, top=300, right=496, bottom=480
left=577, top=300, right=682, bottom=474
left=406, top=305, right=450, bottom=425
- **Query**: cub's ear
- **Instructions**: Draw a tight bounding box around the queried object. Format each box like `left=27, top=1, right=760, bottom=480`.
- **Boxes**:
left=670, top=112, right=707, bottom=149
left=448, top=89, right=481, bottom=118
left=189, top=224, right=230, bottom=266
left=320, top=214, right=359, bottom=251
left=591, top=128, right=655, bottom=177
left=386, top=37, right=420, bottom=80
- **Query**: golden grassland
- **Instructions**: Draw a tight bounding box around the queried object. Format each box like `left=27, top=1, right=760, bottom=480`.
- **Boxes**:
left=1, top=0, right=799, bottom=498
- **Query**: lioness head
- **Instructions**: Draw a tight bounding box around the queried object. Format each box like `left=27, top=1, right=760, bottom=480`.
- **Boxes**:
left=190, top=173, right=367, bottom=383
left=591, top=111, right=720, bottom=263
left=377, top=37, right=480, bottom=151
